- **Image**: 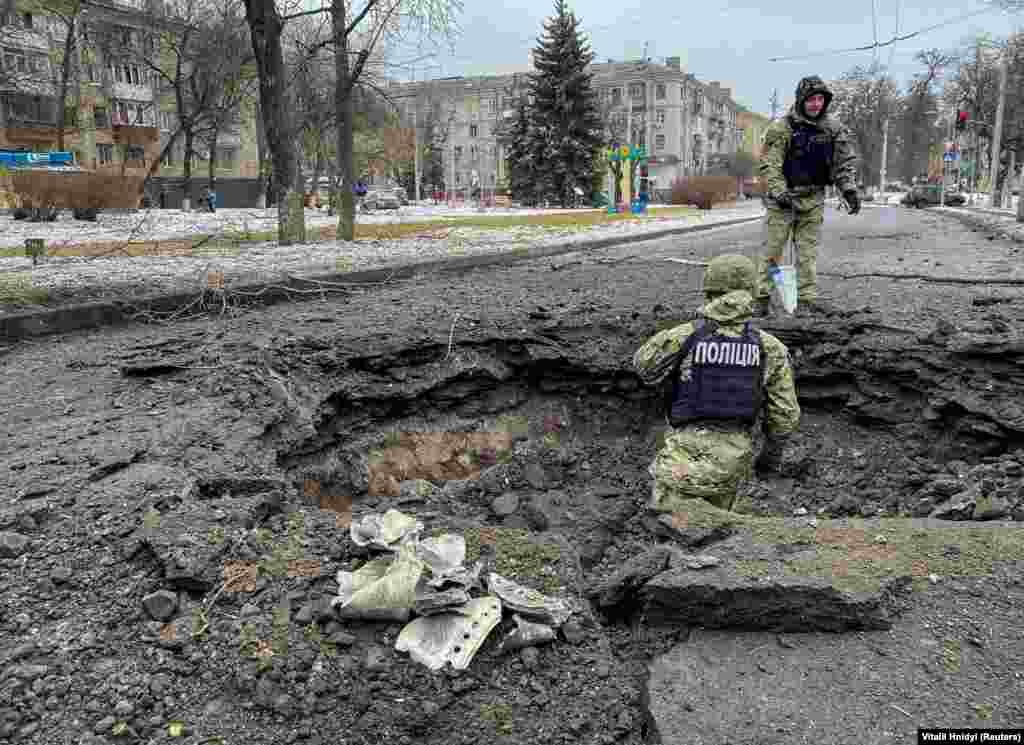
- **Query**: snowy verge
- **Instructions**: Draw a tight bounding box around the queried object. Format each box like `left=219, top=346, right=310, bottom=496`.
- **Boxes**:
left=0, top=204, right=764, bottom=305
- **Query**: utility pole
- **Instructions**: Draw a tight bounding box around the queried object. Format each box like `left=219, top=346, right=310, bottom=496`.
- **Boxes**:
left=769, top=89, right=779, bottom=121
left=989, top=50, right=1008, bottom=208
left=880, top=122, right=889, bottom=193
left=941, top=107, right=953, bottom=207
left=413, top=105, right=420, bottom=203
left=625, top=99, right=633, bottom=201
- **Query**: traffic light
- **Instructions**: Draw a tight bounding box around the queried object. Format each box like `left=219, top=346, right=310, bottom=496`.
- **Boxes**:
left=956, top=110, right=969, bottom=131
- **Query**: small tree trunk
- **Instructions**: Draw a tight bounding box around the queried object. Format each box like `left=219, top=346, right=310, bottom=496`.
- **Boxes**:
left=244, top=0, right=305, bottom=244
left=255, top=100, right=268, bottom=207
left=208, top=129, right=219, bottom=192
left=56, top=19, right=76, bottom=152
left=182, top=128, right=194, bottom=211
left=333, top=1, right=356, bottom=241
left=311, top=145, right=324, bottom=207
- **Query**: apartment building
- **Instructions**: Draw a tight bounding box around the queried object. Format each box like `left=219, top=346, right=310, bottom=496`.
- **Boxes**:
left=0, top=0, right=255, bottom=177
left=388, top=72, right=529, bottom=193
left=737, top=109, right=771, bottom=161
left=391, top=56, right=746, bottom=194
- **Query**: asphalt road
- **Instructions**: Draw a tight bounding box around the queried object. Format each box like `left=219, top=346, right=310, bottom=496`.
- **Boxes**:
left=2, top=204, right=1023, bottom=745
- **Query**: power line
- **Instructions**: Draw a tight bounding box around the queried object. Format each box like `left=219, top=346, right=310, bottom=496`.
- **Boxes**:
left=767, top=6, right=1000, bottom=62
left=886, top=0, right=901, bottom=70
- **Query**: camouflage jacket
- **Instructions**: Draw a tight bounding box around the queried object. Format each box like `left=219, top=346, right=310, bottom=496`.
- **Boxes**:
left=759, top=102, right=858, bottom=212
left=632, top=290, right=800, bottom=437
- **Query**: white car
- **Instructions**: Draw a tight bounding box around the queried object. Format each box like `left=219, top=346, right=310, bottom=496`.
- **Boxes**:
left=362, top=191, right=401, bottom=210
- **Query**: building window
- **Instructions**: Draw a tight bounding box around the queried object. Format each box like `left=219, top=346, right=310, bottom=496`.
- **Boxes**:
left=469, top=124, right=478, bottom=137
left=94, top=106, right=109, bottom=128
left=655, top=134, right=666, bottom=151
left=216, top=147, right=236, bottom=168
left=126, top=145, right=145, bottom=164
left=656, top=109, right=666, bottom=125
left=454, top=145, right=463, bottom=159
left=629, top=83, right=643, bottom=99
left=97, top=143, right=114, bottom=164
left=487, top=98, right=496, bottom=114
left=3, top=47, right=28, bottom=75
left=611, top=87, right=621, bottom=104
left=655, top=83, right=665, bottom=100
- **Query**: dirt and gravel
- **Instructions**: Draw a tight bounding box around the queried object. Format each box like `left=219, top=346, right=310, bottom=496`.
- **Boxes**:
left=1, top=204, right=1023, bottom=744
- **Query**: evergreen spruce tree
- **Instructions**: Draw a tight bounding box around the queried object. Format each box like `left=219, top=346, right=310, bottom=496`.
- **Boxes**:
left=505, top=96, right=536, bottom=203
left=527, top=0, right=604, bottom=207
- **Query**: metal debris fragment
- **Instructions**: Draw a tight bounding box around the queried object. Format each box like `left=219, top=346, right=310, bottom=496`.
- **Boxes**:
left=396, top=596, right=502, bottom=670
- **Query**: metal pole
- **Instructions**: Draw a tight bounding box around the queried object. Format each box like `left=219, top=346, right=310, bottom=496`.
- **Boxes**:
left=413, top=105, right=420, bottom=203
left=989, top=51, right=1008, bottom=208
left=941, top=107, right=952, bottom=207
left=625, top=99, right=632, bottom=204
left=1001, top=149, right=1015, bottom=209
left=880, top=119, right=889, bottom=195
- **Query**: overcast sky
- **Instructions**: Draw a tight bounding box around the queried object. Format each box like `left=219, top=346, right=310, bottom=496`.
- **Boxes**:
left=390, top=0, right=1020, bottom=114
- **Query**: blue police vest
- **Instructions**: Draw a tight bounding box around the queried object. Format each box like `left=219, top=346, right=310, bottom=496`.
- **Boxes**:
left=782, top=119, right=835, bottom=189
left=665, top=319, right=765, bottom=427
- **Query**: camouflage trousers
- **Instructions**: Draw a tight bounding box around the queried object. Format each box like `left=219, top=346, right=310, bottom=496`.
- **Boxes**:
left=648, top=425, right=755, bottom=512
left=756, top=203, right=824, bottom=303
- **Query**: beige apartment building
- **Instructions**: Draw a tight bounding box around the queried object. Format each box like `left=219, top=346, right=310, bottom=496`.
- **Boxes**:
left=0, top=0, right=255, bottom=178
left=391, top=56, right=747, bottom=196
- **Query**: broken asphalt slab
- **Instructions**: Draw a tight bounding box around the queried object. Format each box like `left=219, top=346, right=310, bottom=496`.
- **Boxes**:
left=0, top=213, right=762, bottom=343
left=591, top=499, right=1024, bottom=633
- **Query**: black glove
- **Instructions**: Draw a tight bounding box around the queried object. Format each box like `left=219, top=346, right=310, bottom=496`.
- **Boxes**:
left=773, top=191, right=794, bottom=210
left=843, top=189, right=861, bottom=215
left=756, top=436, right=789, bottom=475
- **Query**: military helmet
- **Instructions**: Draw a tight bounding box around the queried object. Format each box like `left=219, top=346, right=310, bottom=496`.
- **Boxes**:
left=703, top=254, right=757, bottom=295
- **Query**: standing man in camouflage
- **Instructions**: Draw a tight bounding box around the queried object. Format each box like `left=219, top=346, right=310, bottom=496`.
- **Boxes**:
left=758, top=75, right=861, bottom=315
left=633, top=255, right=801, bottom=512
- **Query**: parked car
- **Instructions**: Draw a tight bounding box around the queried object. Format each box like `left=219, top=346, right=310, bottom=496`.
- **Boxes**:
left=901, top=185, right=966, bottom=208
left=362, top=191, right=402, bottom=211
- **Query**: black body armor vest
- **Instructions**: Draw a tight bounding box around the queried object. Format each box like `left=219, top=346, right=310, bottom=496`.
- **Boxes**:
left=782, top=119, right=835, bottom=189
left=665, top=319, right=765, bottom=427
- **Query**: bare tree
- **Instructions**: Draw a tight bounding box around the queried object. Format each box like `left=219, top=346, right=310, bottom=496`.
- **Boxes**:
left=326, top=0, right=462, bottom=240
left=241, top=0, right=305, bottom=242
left=829, top=62, right=899, bottom=187
left=23, top=0, right=84, bottom=150
left=195, top=9, right=258, bottom=195
left=897, top=48, right=952, bottom=184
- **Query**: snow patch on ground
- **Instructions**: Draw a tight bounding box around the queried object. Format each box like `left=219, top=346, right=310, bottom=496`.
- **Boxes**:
left=0, top=204, right=764, bottom=304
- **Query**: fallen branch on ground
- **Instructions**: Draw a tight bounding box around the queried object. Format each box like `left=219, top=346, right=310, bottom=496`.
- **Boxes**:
left=819, top=271, right=1024, bottom=286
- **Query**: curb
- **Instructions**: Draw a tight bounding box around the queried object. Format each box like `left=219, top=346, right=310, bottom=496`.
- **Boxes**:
left=1, top=212, right=764, bottom=343
left=931, top=207, right=1024, bottom=245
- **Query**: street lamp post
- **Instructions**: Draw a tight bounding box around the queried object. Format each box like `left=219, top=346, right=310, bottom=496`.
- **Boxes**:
left=989, top=50, right=1008, bottom=208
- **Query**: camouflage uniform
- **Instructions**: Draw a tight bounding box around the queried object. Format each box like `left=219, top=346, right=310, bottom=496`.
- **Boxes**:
left=757, top=76, right=859, bottom=304
left=632, top=255, right=801, bottom=512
